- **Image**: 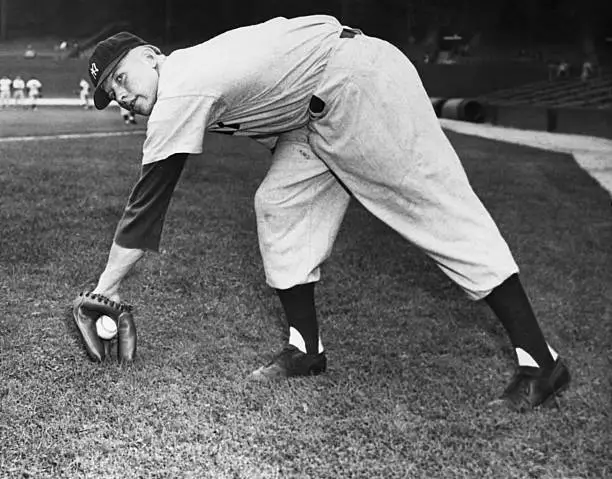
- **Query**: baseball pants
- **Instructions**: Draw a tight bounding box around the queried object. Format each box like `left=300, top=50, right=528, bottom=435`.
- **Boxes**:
left=254, top=33, right=518, bottom=300
left=0, top=91, right=11, bottom=106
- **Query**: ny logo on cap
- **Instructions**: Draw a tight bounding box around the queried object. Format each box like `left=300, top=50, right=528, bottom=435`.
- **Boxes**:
left=90, top=62, right=99, bottom=80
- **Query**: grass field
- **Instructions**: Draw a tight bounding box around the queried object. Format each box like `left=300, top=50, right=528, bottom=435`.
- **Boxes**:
left=0, top=108, right=611, bottom=478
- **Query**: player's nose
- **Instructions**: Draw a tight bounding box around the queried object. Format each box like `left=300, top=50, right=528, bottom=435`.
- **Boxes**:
left=115, top=85, right=129, bottom=102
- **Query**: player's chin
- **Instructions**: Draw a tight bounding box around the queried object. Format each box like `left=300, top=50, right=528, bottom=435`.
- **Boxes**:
left=135, top=102, right=154, bottom=116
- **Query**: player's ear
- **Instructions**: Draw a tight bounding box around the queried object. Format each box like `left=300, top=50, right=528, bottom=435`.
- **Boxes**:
left=141, top=46, right=161, bottom=67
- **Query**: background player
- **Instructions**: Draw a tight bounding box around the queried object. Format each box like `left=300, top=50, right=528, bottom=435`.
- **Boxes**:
left=26, top=77, right=42, bottom=109
left=12, top=75, right=25, bottom=107
left=79, top=78, right=92, bottom=109
left=78, top=18, right=570, bottom=412
left=0, top=75, right=11, bottom=107
left=119, top=105, right=137, bottom=124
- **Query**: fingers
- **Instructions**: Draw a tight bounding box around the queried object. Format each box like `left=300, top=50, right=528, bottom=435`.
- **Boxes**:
left=72, top=305, right=106, bottom=362
left=117, top=312, right=137, bottom=363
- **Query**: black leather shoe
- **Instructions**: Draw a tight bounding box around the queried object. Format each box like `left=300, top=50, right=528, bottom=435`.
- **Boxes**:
left=250, top=345, right=326, bottom=380
left=490, top=358, right=571, bottom=412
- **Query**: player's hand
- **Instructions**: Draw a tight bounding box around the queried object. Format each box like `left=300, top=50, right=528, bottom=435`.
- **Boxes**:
left=71, top=292, right=136, bottom=363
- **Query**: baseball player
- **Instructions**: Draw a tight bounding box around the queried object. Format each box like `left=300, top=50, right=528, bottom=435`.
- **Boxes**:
left=79, top=16, right=570, bottom=412
left=79, top=78, right=92, bottom=109
left=0, top=75, right=11, bottom=107
left=26, top=77, right=42, bottom=109
left=119, top=105, right=137, bottom=124
left=12, top=75, right=25, bottom=107
left=24, top=44, right=37, bottom=59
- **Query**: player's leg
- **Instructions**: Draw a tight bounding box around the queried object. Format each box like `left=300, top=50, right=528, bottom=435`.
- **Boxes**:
left=251, top=127, right=351, bottom=379
left=309, top=35, right=569, bottom=410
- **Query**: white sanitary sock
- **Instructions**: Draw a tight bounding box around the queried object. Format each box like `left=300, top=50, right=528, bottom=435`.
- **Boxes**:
left=289, top=326, right=324, bottom=354
left=516, top=344, right=559, bottom=367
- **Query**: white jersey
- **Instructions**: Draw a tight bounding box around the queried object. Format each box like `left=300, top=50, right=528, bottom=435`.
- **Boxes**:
left=115, top=15, right=520, bottom=305
left=79, top=79, right=90, bottom=94
left=26, top=78, right=42, bottom=96
left=143, top=15, right=344, bottom=164
left=12, top=77, right=25, bottom=90
left=0, top=77, right=11, bottom=92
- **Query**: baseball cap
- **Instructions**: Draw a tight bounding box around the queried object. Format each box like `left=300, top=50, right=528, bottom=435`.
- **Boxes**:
left=88, top=31, right=148, bottom=109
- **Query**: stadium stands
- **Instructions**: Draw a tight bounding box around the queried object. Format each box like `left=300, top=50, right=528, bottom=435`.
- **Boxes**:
left=473, top=69, right=612, bottom=138
left=478, top=69, right=612, bottom=109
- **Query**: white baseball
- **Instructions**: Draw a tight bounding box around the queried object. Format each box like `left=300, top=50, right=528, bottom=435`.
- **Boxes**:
left=96, top=315, right=117, bottom=340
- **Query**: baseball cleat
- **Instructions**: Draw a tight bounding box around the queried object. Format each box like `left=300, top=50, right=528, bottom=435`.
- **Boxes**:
left=250, top=345, right=327, bottom=380
left=489, top=358, right=571, bottom=412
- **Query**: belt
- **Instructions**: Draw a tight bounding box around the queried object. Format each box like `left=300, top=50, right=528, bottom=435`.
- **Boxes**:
left=340, top=27, right=361, bottom=39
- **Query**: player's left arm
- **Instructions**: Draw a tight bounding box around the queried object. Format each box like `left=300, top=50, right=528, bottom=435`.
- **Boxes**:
left=92, top=153, right=189, bottom=299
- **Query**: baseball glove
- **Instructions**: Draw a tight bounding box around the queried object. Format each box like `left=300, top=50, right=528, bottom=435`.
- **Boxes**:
left=72, top=292, right=137, bottom=363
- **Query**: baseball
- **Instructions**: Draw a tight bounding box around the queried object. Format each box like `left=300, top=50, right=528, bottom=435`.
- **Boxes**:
left=96, top=315, right=117, bottom=340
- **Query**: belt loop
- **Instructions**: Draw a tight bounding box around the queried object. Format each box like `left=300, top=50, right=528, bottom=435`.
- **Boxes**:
left=340, top=28, right=361, bottom=39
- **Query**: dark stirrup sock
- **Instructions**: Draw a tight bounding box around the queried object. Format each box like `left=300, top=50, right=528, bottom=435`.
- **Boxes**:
left=276, top=282, right=320, bottom=354
left=484, top=274, right=556, bottom=370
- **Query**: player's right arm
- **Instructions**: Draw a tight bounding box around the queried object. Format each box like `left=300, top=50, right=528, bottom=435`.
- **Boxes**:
left=93, top=92, right=223, bottom=297
left=93, top=243, right=144, bottom=301
left=92, top=153, right=188, bottom=299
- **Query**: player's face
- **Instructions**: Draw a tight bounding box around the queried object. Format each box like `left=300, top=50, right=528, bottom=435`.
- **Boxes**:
left=104, top=49, right=159, bottom=116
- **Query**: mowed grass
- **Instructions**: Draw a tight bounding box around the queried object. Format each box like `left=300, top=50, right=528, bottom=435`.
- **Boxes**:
left=0, top=110, right=611, bottom=478
left=0, top=108, right=144, bottom=138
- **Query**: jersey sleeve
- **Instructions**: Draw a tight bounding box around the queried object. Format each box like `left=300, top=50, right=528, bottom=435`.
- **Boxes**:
left=142, top=95, right=225, bottom=165
left=114, top=153, right=188, bottom=252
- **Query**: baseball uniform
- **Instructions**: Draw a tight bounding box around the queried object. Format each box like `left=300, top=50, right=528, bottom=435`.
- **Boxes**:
left=84, top=16, right=570, bottom=408
left=26, top=78, right=42, bottom=108
left=12, top=76, right=25, bottom=106
left=79, top=79, right=91, bottom=108
left=117, top=15, right=517, bottom=300
left=0, top=76, right=11, bottom=107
